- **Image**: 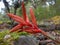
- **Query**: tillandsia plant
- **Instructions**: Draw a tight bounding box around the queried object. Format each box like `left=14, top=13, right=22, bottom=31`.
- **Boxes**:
left=6, top=0, right=60, bottom=44
left=0, top=30, right=29, bottom=45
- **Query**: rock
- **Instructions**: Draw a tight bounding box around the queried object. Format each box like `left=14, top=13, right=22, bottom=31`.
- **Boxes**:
left=46, top=42, right=55, bottom=45
left=55, top=24, right=60, bottom=30
left=14, top=36, right=39, bottom=45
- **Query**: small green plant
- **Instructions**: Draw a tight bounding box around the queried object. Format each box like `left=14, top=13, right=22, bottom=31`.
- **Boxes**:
left=0, top=30, right=29, bottom=45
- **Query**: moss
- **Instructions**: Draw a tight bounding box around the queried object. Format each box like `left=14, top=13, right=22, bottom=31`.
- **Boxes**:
left=0, top=30, right=29, bottom=45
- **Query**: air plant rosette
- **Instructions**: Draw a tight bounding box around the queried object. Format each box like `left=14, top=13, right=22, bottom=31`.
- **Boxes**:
left=7, top=1, right=60, bottom=44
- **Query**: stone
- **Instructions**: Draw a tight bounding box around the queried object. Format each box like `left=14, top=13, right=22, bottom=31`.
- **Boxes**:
left=14, top=36, right=39, bottom=45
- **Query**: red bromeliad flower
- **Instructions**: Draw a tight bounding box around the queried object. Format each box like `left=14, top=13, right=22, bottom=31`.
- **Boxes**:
left=7, top=1, right=60, bottom=44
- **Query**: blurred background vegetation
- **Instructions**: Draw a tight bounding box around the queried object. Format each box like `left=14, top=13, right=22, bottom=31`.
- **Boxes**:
left=0, top=0, right=60, bottom=24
